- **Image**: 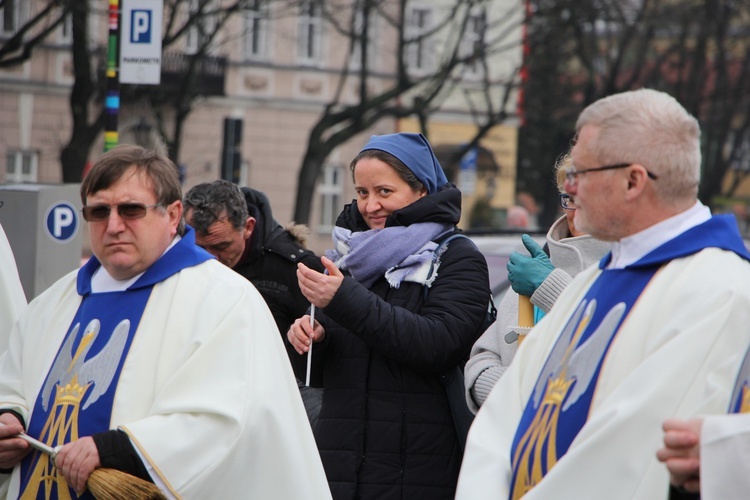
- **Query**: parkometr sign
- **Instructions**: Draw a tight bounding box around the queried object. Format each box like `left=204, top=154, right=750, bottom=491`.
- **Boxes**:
left=120, top=0, right=163, bottom=85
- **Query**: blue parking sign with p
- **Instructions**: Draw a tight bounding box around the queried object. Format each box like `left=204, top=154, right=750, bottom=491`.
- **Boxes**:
left=45, top=202, right=78, bottom=243
left=120, top=0, right=162, bottom=84
left=131, top=9, right=152, bottom=44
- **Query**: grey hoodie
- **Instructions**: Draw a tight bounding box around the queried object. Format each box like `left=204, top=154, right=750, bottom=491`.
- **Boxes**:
left=464, top=215, right=611, bottom=413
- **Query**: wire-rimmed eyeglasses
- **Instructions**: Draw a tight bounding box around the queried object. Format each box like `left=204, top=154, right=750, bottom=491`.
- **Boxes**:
left=559, top=194, right=576, bottom=211
left=81, top=203, right=162, bottom=222
left=564, top=163, right=658, bottom=186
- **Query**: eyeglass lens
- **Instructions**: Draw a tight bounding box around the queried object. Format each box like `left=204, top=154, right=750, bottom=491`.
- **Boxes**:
left=82, top=203, right=154, bottom=222
left=560, top=194, right=575, bottom=210
left=564, top=169, right=577, bottom=184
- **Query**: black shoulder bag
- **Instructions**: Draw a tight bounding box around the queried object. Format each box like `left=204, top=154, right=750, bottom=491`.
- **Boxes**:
left=424, top=233, right=497, bottom=452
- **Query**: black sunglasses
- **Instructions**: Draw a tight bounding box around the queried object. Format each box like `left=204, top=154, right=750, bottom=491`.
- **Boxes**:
left=81, top=203, right=162, bottom=222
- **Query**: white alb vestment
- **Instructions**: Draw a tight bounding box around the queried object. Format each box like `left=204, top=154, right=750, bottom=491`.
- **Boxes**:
left=0, top=223, right=25, bottom=351
left=699, top=413, right=750, bottom=499
left=0, top=223, right=25, bottom=499
left=698, top=339, right=750, bottom=499
left=456, top=214, right=750, bottom=500
left=0, top=238, right=331, bottom=498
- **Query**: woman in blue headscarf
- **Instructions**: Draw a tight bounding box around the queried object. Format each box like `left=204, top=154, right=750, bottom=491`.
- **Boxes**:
left=288, top=133, right=491, bottom=499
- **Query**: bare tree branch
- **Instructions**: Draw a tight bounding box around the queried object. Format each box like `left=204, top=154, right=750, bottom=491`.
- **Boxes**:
left=0, top=0, right=67, bottom=68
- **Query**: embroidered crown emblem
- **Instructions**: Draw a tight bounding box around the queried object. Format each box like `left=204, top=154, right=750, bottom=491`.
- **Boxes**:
left=55, top=375, right=89, bottom=405
left=544, top=374, right=574, bottom=405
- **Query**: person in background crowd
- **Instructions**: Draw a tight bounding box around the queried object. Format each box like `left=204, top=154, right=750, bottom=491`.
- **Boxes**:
left=506, top=205, right=531, bottom=229
left=287, top=133, right=491, bottom=499
left=464, top=153, right=610, bottom=413
left=183, top=180, right=325, bottom=425
left=0, top=145, right=330, bottom=499
left=456, top=88, right=750, bottom=499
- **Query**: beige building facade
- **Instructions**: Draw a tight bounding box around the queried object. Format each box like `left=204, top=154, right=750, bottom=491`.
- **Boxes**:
left=0, top=0, right=523, bottom=254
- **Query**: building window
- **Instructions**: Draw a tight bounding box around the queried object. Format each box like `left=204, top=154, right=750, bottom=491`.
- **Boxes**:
left=317, top=164, right=343, bottom=232
left=186, top=0, right=217, bottom=55
left=59, top=12, right=72, bottom=44
left=0, top=0, right=24, bottom=36
left=405, top=5, right=434, bottom=73
left=6, top=150, right=38, bottom=183
left=460, top=8, right=486, bottom=78
left=297, top=0, right=323, bottom=65
left=349, top=7, right=377, bottom=71
left=243, top=0, right=269, bottom=60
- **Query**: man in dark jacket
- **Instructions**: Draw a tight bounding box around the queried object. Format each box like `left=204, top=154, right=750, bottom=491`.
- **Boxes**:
left=184, top=180, right=325, bottom=424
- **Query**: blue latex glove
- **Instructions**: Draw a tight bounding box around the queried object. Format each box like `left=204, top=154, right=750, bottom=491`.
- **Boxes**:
left=507, top=234, right=555, bottom=296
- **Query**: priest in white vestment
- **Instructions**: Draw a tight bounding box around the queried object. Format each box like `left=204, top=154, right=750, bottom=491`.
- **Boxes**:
left=456, top=89, right=750, bottom=500
left=0, top=145, right=331, bottom=499
left=0, top=221, right=25, bottom=352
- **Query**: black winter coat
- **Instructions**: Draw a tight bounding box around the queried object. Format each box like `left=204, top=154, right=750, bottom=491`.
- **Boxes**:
left=233, top=188, right=324, bottom=335
left=291, top=185, right=491, bottom=500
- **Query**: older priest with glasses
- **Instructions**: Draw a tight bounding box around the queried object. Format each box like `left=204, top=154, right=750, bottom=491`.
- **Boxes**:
left=456, top=88, right=750, bottom=499
left=464, top=153, right=610, bottom=414
left=0, top=145, right=330, bottom=499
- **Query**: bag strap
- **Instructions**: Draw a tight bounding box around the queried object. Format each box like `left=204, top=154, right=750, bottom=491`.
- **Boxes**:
left=423, top=233, right=473, bottom=300
left=423, top=232, right=498, bottom=334
left=422, top=233, right=479, bottom=453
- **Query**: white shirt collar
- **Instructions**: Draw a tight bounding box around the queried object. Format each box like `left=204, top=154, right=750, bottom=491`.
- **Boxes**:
left=90, top=235, right=182, bottom=293
left=607, top=201, right=710, bottom=269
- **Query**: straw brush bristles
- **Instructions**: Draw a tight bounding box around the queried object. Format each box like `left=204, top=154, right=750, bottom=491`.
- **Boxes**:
left=87, top=468, right=167, bottom=500
left=2, top=425, right=166, bottom=498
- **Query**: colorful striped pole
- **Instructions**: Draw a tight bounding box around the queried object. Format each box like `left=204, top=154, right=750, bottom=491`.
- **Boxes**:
left=104, top=0, right=121, bottom=151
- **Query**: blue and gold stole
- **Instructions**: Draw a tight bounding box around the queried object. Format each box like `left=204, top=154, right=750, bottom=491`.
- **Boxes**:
left=19, top=228, right=212, bottom=500
left=508, top=266, right=658, bottom=500
left=729, top=349, right=750, bottom=414
left=508, top=214, right=750, bottom=500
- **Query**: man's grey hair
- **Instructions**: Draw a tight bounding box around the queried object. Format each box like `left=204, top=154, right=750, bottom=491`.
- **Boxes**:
left=576, top=88, right=701, bottom=203
left=183, top=180, right=248, bottom=235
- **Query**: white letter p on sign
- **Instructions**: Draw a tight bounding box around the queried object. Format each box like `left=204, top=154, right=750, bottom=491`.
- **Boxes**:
left=53, top=206, right=74, bottom=238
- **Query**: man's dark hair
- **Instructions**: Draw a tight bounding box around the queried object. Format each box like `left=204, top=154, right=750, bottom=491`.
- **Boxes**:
left=81, top=144, right=185, bottom=235
left=183, top=180, right=249, bottom=235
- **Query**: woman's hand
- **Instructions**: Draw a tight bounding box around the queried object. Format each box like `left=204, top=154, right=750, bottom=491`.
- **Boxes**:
left=288, top=315, right=326, bottom=354
left=297, top=256, right=344, bottom=309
